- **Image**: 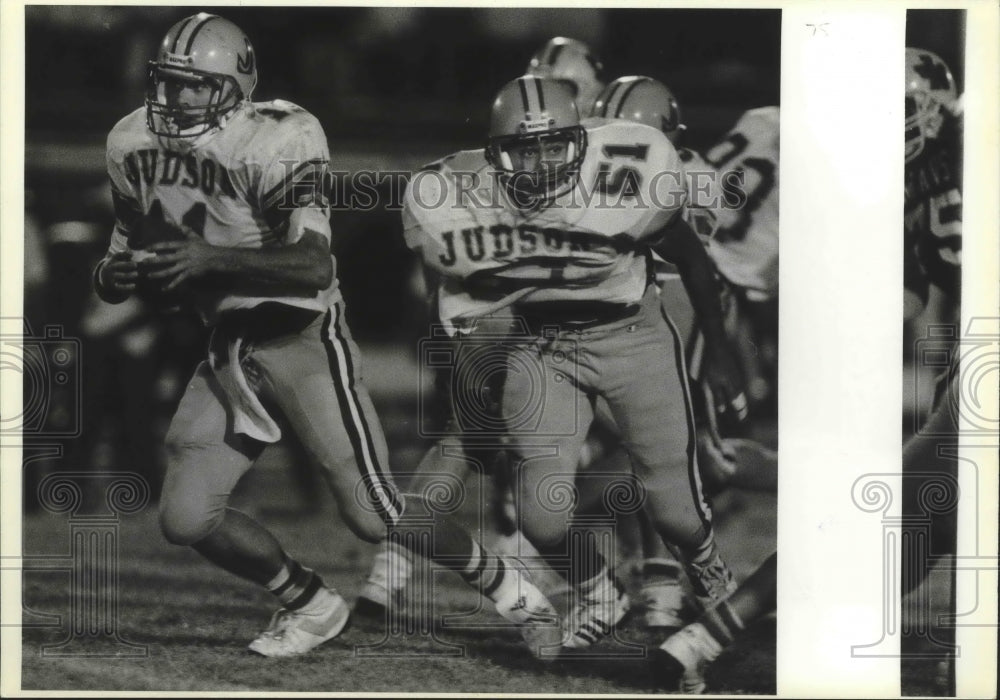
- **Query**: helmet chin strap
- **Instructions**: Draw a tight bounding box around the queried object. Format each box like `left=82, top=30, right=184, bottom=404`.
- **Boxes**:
left=158, top=100, right=246, bottom=151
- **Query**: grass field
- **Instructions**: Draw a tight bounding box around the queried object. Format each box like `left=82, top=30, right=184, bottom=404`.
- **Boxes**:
left=20, top=440, right=777, bottom=695
left=16, top=347, right=957, bottom=696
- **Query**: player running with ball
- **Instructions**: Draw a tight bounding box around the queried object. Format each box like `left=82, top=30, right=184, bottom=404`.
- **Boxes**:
left=94, top=13, right=562, bottom=660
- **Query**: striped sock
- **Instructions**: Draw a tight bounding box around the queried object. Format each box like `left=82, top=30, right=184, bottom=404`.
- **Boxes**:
left=458, top=540, right=507, bottom=600
left=686, top=530, right=719, bottom=566
left=266, top=558, right=323, bottom=611
left=642, top=557, right=682, bottom=583
left=700, top=599, right=745, bottom=648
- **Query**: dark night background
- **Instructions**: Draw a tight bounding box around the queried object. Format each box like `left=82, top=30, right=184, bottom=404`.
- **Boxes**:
left=22, top=6, right=785, bottom=504
left=25, top=6, right=781, bottom=340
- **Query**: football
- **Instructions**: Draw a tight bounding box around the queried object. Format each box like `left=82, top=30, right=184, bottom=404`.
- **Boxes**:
left=131, top=208, right=192, bottom=313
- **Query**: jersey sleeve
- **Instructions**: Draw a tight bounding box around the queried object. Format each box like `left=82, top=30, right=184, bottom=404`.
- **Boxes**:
left=257, top=109, right=331, bottom=245
left=401, top=165, right=445, bottom=255
left=635, top=135, right=688, bottom=241
left=401, top=161, right=469, bottom=275
left=105, top=128, right=141, bottom=255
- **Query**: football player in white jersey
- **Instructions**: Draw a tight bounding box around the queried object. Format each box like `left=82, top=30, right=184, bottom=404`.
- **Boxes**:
left=571, top=75, right=779, bottom=629
left=525, top=36, right=607, bottom=117
left=359, top=36, right=611, bottom=619
left=95, top=13, right=562, bottom=660
left=598, top=80, right=779, bottom=413
left=402, top=76, right=743, bottom=651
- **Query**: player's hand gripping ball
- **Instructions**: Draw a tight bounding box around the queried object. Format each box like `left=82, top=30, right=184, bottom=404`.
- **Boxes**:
left=131, top=214, right=193, bottom=313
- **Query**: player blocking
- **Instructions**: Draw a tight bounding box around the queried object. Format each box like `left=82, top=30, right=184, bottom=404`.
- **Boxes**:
left=403, top=74, right=743, bottom=651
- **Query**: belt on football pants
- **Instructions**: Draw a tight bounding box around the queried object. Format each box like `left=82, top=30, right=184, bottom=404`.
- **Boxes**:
left=215, top=303, right=322, bottom=343
left=516, top=300, right=641, bottom=333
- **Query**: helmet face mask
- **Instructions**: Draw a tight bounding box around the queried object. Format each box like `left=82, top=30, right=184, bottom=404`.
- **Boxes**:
left=145, top=13, right=258, bottom=140
left=485, top=77, right=587, bottom=209
left=489, top=129, right=584, bottom=206
left=904, top=47, right=957, bottom=163
left=146, top=65, right=243, bottom=137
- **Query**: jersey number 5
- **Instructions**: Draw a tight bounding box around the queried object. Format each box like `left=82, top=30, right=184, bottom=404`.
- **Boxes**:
left=594, top=143, right=649, bottom=197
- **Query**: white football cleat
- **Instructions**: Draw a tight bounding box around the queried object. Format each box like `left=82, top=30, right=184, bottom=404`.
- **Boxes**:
left=650, top=621, right=723, bottom=694
left=492, top=560, right=564, bottom=660
left=636, top=558, right=685, bottom=629
left=562, top=574, right=630, bottom=649
left=355, top=541, right=412, bottom=618
left=248, top=587, right=350, bottom=658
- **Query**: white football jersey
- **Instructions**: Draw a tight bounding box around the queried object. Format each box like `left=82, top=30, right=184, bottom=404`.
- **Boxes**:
left=699, top=106, right=779, bottom=300
left=106, top=100, right=335, bottom=324
left=403, top=119, right=687, bottom=326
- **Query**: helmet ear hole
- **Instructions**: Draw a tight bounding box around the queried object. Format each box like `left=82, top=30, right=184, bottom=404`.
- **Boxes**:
left=499, top=151, right=514, bottom=172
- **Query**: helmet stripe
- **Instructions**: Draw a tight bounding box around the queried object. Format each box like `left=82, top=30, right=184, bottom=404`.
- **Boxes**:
left=547, top=42, right=565, bottom=66
left=169, top=15, right=197, bottom=53
left=597, top=82, right=624, bottom=117
left=183, top=15, right=219, bottom=55
left=614, top=78, right=648, bottom=119
left=534, top=77, right=546, bottom=111
left=518, top=77, right=532, bottom=115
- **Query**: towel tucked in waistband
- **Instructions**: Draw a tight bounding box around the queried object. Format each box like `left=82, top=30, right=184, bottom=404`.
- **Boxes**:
left=207, top=303, right=320, bottom=443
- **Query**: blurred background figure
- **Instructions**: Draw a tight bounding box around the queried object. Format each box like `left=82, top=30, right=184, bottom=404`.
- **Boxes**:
left=900, top=10, right=966, bottom=697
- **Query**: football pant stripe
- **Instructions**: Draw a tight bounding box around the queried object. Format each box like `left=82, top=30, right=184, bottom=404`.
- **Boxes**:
left=660, top=305, right=713, bottom=530
left=321, top=304, right=403, bottom=524
left=330, top=302, right=404, bottom=521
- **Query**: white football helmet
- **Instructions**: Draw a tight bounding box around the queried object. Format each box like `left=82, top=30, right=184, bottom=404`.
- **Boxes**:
left=146, top=13, right=258, bottom=138
left=485, top=76, right=587, bottom=208
left=592, top=75, right=686, bottom=145
left=526, top=37, right=606, bottom=116
left=905, top=47, right=957, bottom=163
